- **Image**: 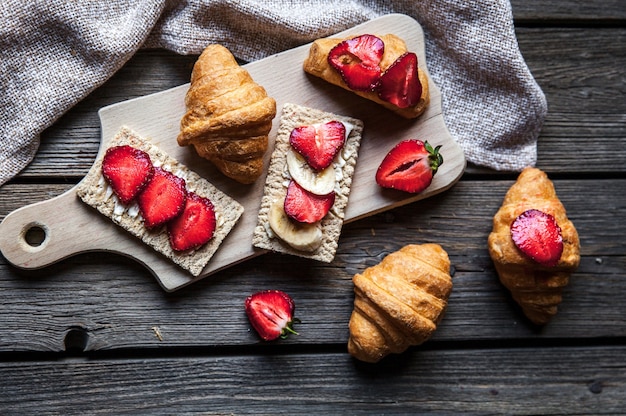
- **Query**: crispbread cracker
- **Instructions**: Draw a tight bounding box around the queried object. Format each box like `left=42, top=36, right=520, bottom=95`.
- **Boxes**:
left=76, top=126, right=244, bottom=276
left=253, top=103, right=364, bottom=262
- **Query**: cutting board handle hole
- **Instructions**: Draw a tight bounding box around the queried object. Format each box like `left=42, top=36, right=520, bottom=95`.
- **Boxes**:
left=21, top=222, right=49, bottom=251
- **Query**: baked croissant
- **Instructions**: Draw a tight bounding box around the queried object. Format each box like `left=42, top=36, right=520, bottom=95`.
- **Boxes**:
left=303, top=33, right=429, bottom=119
left=178, top=44, right=277, bottom=184
left=348, top=244, right=453, bottom=363
left=488, top=167, right=580, bottom=325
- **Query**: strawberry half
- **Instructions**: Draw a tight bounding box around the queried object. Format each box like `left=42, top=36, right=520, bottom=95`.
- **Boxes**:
left=167, top=192, right=216, bottom=252
left=376, top=52, right=422, bottom=109
left=375, top=140, right=443, bottom=194
left=102, top=145, right=154, bottom=204
left=511, top=209, right=564, bottom=267
left=328, top=34, right=384, bottom=91
left=283, top=180, right=335, bottom=224
left=137, top=167, right=187, bottom=228
left=289, top=120, right=346, bottom=171
left=244, top=290, right=299, bottom=341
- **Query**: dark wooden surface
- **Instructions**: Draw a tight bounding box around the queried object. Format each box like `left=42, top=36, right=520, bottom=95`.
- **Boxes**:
left=1, top=2, right=625, bottom=414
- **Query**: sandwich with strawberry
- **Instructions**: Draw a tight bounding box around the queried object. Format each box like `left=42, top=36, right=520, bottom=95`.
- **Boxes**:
left=76, top=126, right=244, bottom=276
left=303, top=33, right=430, bottom=119
left=253, top=103, right=364, bottom=263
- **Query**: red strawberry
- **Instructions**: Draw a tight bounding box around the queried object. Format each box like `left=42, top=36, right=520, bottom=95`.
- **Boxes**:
left=102, top=145, right=154, bottom=204
left=137, top=167, right=187, bottom=228
left=167, top=192, right=216, bottom=252
left=328, top=34, right=384, bottom=91
left=289, top=120, right=346, bottom=170
left=244, top=290, right=299, bottom=341
left=511, top=209, right=564, bottom=267
left=376, top=140, right=443, bottom=194
left=283, top=180, right=335, bottom=223
left=376, top=52, right=422, bottom=108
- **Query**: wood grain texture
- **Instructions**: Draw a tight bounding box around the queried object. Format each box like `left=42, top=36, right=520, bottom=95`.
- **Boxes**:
left=511, top=0, right=626, bottom=21
left=11, top=27, right=625, bottom=179
left=516, top=28, right=626, bottom=173
left=1, top=180, right=624, bottom=352
left=1, top=347, right=624, bottom=414
left=0, top=4, right=625, bottom=414
left=0, top=14, right=465, bottom=291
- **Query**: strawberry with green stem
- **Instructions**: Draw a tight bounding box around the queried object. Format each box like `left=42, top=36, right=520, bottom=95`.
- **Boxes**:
left=376, top=139, right=443, bottom=194
left=245, top=290, right=299, bottom=341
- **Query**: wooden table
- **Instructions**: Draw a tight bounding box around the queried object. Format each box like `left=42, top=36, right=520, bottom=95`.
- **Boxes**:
left=1, top=2, right=624, bottom=414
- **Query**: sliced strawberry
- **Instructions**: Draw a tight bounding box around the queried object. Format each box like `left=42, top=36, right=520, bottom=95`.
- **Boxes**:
left=375, top=140, right=443, bottom=194
left=511, top=209, right=564, bottom=267
left=244, top=290, right=299, bottom=341
left=283, top=180, right=335, bottom=224
left=167, top=192, right=216, bottom=252
left=289, top=120, right=346, bottom=171
left=102, top=145, right=154, bottom=204
left=376, top=52, right=422, bottom=108
left=137, top=167, right=187, bottom=228
left=328, top=34, right=384, bottom=91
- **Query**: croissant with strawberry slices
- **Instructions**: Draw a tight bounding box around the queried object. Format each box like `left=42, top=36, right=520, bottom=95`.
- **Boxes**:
left=303, top=33, right=429, bottom=119
left=488, top=167, right=580, bottom=325
left=348, top=244, right=453, bottom=363
left=178, top=44, right=276, bottom=184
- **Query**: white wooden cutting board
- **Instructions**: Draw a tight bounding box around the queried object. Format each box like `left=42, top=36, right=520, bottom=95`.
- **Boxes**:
left=0, top=14, right=466, bottom=291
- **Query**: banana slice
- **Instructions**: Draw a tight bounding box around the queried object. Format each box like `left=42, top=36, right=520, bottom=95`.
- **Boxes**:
left=286, top=149, right=335, bottom=195
left=268, top=199, right=323, bottom=252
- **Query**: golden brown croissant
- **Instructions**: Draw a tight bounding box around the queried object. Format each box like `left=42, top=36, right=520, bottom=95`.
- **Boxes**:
left=348, top=244, right=453, bottom=363
left=177, top=44, right=277, bottom=184
left=303, top=33, right=429, bottom=119
left=488, top=167, right=580, bottom=325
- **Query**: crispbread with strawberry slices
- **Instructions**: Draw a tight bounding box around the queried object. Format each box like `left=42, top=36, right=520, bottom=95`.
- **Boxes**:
left=252, top=103, right=364, bottom=262
left=76, top=126, right=244, bottom=276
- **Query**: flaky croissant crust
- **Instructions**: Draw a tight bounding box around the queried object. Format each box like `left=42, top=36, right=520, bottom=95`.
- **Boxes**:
left=178, top=44, right=276, bottom=184
left=348, top=244, right=453, bottom=363
left=488, top=167, right=580, bottom=325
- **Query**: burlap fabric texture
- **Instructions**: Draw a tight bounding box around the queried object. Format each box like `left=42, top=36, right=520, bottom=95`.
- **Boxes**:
left=0, top=0, right=547, bottom=187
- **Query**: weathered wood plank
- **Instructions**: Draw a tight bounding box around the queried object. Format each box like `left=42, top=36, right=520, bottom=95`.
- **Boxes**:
left=1, top=4, right=624, bottom=415
left=2, top=179, right=624, bottom=352
left=511, top=0, right=626, bottom=21
left=0, top=184, right=73, bottom=220
left=1, top=346, right=624, bottom=414
left=17, top=51, right=198, bottom=179
left=10, top=27, right=626, bottom=179
left=516, top=28, right=626, bottom=173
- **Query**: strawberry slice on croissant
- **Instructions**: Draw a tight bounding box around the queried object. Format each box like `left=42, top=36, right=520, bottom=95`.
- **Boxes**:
left=304, top=33, right=429, bottom=119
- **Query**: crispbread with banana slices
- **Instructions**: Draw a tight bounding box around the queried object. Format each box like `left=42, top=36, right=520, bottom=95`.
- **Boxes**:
left=252, top=103, right=364, bottom=262
left=76, top=126, right=244, bottom=276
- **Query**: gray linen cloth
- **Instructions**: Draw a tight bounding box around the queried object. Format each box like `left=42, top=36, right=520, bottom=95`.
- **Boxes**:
left=0, top=0, right=547, bottom=187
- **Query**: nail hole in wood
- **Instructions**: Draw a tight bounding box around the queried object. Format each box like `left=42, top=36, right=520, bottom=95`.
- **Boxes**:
left=64, top=327, right=89, bottom=353
left=588, top=380, right=603, bottom=394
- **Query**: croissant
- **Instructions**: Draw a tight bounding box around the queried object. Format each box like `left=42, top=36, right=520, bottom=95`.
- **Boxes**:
left=348, top=244, right=453, bottom=363
left=303, top=33, right=429, bottom=119
left=488, top=167, right=580, bottom=325
left=178, top=44, right=277, bottom=184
